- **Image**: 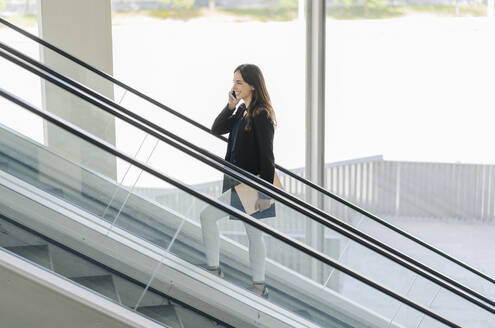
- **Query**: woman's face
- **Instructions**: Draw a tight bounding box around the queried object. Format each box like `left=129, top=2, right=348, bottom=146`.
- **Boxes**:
left=233, top=70, right=254, bottom=101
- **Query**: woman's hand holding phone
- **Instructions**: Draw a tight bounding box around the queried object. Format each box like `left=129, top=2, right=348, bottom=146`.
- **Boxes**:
left=228, top=89, right=239, bottom=110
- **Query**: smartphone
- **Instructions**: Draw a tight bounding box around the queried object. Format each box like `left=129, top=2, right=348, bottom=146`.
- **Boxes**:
left=231, top=90, right=237, bottom=99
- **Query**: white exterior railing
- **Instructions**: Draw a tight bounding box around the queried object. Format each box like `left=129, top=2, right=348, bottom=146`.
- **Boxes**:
left=138, top=155, right=495, bottom=223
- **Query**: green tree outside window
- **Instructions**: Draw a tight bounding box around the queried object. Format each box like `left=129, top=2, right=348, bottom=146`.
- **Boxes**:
left=160, top=0, right=195, bottom=10
left=337, top=0, right=388, bottom=17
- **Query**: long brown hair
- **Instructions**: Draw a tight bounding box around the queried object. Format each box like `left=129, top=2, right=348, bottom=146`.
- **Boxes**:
left=235, top=64, right=276, bottom=131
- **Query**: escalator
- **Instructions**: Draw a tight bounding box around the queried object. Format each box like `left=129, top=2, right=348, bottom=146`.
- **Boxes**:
left=0, top=73, right=489, bottom=328
left=0, top=86, right=464, bottom=327
left=0, top=90, right=418, bottom=328
left=0, top=213, right=227, bottom=328
left=0, top=16, right=494, bottom=327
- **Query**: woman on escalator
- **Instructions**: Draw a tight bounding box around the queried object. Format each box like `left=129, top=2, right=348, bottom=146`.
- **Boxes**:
left=200, top=64, right=276, bottom=298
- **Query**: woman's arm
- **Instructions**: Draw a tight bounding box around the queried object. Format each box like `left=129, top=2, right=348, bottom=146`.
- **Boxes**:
left=253, top=110, right=275, bottom=200
left=211, top=105, right=237, bottom=135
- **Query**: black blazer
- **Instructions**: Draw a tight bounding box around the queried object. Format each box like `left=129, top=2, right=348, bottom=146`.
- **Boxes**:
left=212, top=103, right=275, bottom=195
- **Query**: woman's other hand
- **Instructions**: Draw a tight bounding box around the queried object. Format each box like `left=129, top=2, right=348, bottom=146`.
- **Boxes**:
left=255, top=198, right=271, bottom=212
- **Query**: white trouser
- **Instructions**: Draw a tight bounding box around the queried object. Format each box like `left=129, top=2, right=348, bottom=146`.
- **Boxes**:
left=200, top=190, right=266, bottom=283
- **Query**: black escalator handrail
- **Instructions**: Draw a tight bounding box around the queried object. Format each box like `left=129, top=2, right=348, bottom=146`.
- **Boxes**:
left=1, top=16, right=492, bottom=289
left=0, top=87, right=463, bottom=328
left=0, top=42, right=495, bottom=312
left=1, top=46, right=494, bottom=313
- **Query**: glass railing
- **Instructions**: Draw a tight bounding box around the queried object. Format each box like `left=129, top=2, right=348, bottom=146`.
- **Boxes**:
left=0, top=74, right=490, bottom=327
left=0, top=16, right=493, bottom=306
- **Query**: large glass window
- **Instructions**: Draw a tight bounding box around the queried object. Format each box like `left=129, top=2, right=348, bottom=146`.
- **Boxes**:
left=325, top=0, right=495, bottom=164
left=324, top=0, right=495, bottom=320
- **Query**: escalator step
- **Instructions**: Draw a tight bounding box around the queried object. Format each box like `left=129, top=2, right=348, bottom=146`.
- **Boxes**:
left=112, top=275, right=168, bottom=308
left=137, top=305, right=182, bottom=328
left=0, top=220, right=48, bottom=248
left=71, top=274, right=119, bottom=302
left=50, top=245, right=108, bottom=278
left=175, top=305, right=220, bottom=328
left=5, top=244, right=52, bottom=270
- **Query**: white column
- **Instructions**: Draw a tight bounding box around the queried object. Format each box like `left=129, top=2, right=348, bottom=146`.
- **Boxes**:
left=488, top=0, right=494, bottom=17
left=37, top=0, right=116, bottom=191
left=305, top=0, right=327, bottom=284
